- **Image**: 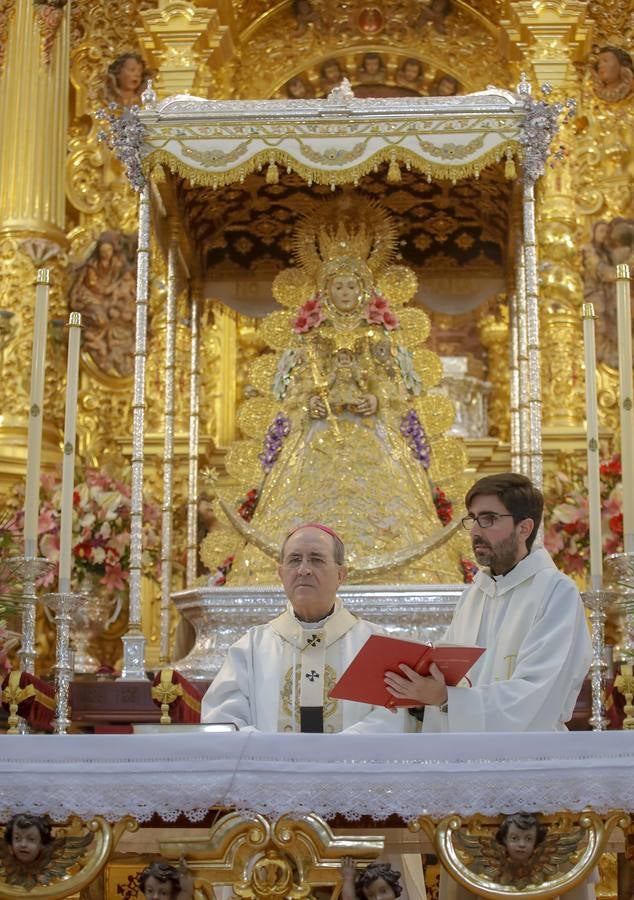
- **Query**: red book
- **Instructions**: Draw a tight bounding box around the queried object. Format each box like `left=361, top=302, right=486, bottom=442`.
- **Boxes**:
left=329, top=634, right=485, bottom=707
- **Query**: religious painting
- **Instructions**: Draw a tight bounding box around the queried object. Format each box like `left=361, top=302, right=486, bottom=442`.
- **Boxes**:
left=69, top=230, right=137, bottom=378
left=582, top=217, right=634, bottom=368
left=104, top=51, right=153, bottom=108
left=590, top=46, right=634, bottom=103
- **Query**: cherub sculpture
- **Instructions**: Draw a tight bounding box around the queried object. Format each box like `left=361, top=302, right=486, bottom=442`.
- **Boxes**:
left=453, top=813, right=588, bottom=889
left=341, top=857, right=403, bottom=900
left=140, top=860, right=193, bottom=899
left=1, top=814, right=93, bottom=889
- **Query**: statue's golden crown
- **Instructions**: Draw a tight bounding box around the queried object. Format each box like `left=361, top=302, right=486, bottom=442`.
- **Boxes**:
left=317, top=221, right=373, bottom=264
left=294, top=197, right=399, bottom=280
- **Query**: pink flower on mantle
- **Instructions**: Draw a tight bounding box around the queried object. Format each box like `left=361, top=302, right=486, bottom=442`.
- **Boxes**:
left=365, top=293, right=399, bottom=331
left=293, top=296, right=326, bottom=334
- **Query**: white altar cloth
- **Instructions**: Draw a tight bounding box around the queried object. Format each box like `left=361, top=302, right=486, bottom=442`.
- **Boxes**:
left=1, top=732, right=632, bottom=823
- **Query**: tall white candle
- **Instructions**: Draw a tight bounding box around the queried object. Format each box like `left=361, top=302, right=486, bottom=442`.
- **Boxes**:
left=582, top=303, right=603, bottom=589
left=616, top=264, right=634, bottom=553
left=58, top=313, right=82, bottom=595
left=23, top=269, right=50, bottom=558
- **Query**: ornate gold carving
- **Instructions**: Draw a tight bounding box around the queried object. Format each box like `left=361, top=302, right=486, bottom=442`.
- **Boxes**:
left=230, top=0, right=509, bottom=100
left=34, top=0, right=68, bottom=69
left=478, top=301, right=510, bottom=442
left=0, top=1, right=17, bottom=75
left=0, top=816, right=137, bottom=898
left=413, top=811, right=630, bottom=900
left=159, top=811, right=383, bottom=899
left=137, top=0, right=233, bottom=99
left=540, top=306, right=584, bottom=429
left=500, top=1, right=591, bottom=86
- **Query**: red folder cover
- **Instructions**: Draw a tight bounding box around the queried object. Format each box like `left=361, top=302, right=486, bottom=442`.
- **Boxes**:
left=329, top=634, right=485, bottom=707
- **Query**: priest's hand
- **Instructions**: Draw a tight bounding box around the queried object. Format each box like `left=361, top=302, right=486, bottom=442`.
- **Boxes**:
left=384, top=662, right=448, bottom=707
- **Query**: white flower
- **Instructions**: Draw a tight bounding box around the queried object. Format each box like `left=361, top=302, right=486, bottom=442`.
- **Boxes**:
left=91, top=546, right=106, bottom=564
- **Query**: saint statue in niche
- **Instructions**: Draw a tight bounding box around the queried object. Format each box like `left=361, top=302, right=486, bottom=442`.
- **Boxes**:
left=202, top=197, right=468, bottom=585
left=292, top=0, right=325, bottom=35
left=105, top=51, right=152, bottom=107
left=69, top=231, right=137, bottom=378
left=591, top=46, right=633, bottom=103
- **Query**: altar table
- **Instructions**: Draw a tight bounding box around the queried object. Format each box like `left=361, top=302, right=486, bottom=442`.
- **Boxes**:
left=1, top=732, right=632, bottom=825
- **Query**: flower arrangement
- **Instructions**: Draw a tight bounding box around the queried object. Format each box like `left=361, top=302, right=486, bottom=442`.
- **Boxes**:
left=293, top=291, right=399, bottom=334
left=7, top=467, right=162, bottom=597
left=544, top=453, right=623, bottom=577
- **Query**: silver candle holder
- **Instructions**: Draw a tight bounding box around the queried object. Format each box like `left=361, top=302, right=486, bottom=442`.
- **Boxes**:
left=43, top=590, right=84, bottom=734
left=606, top=552, right=634, bottom=659
left=11, top=556, right=54, bottom=675
left=581, top=588, right=618, bottom=731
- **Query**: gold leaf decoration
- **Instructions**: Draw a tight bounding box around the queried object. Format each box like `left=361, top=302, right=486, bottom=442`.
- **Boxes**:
left=237, top=397, right=282, bottom=438
left=247, top=353, right=278, bottom=395
left=272, top=267, right=314, bottom=310
left=429, top=437, right=468, bottom=483
left=377, top=265, right=418, bottom=306
left=396, top=307, right=432, bottom=345
left=411, top=347, right=444, bottom=389
left=259, top=310, right=296, bottom=350
left=224, top=440, right=263, bottom=484
left=414, top=394, right=455, bottom=437
left=200, top=523, right=243, bottom=572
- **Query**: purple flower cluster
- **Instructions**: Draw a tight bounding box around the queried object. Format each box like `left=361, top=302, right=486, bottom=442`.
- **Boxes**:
left=259, top=414, right=291, bottom=474
left=400, top=409, right=431, bottom=469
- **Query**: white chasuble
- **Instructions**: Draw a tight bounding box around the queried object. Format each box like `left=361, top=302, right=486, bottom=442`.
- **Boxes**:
left=202, top=598, right=408, bottom=734
left=423, top=548, right=592, bottom=733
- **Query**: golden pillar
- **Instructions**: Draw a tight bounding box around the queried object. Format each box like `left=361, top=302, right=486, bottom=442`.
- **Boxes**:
left=0, top=0, right=71, bottom=491
left=500, top=2, right=590, bottom=433
left=479, top=302, right=510, bottom=444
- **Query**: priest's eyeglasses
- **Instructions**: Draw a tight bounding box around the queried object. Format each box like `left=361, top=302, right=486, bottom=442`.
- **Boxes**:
left=461, top=513, right=515, bottom=531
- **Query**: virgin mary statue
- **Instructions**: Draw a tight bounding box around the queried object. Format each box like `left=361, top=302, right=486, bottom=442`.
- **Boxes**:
left=202, top=198, right=470, bottom=584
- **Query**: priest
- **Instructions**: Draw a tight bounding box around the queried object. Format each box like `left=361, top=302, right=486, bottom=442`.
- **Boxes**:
left=201, top=522, right=408, bottom=733
left=384, top=472, right=592, bottom=733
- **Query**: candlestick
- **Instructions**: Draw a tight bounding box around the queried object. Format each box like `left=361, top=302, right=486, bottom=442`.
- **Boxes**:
left=582, top=303, right=603, bottom=590
left=616, top=264, right=634, bottom=553
left=43, top=590, right=84, bottom=734
left=58, top=313, right=82, bottom=594
left=23, top=269, right=50, bottom=558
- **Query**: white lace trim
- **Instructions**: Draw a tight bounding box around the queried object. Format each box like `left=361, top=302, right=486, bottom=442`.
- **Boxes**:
left=1, top=732, right=632, bottom=823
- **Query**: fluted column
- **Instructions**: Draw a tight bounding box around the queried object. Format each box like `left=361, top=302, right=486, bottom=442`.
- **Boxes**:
left=0, top=0, right=70, bottom=243
left=0, top=0, right=71, bottom=491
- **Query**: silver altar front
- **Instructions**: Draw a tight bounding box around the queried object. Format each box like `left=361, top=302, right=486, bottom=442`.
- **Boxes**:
left=172, top=583, right=462, bottom=680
